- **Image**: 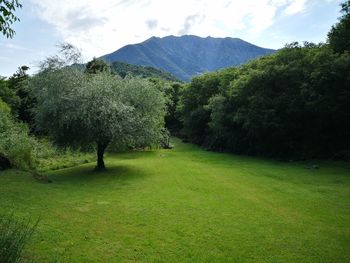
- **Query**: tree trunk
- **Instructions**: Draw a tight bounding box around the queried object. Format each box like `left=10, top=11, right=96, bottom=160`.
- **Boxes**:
left=96, top=141, right=109, bottom=169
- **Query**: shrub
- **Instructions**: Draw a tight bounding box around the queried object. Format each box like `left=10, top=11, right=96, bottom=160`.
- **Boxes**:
left=0, top=99, right=35, bottom=170
left=0, top=214, right=38, bottom=263
left=32, top=139, right=94, bottom=172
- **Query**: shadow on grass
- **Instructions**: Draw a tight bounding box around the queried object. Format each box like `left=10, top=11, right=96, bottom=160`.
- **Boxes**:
left=47, top=163, right=146, bottom=185
left=106, top=150, right=157, bottom=160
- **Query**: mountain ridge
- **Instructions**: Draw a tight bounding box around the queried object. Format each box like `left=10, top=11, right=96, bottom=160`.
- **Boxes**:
left=101, top=35, right=276, bottom=81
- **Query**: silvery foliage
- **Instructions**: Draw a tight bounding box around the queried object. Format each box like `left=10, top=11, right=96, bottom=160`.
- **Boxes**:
left=30, top=67, right=166, bottom=149
left=37, top=43, right=82, bottom=72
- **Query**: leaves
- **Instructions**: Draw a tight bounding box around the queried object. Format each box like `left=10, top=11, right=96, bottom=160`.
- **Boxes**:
left=179, top=43, right=350, bottom=159
left=30, top=68, right=166, bottom=151
left=0, top=0, right=22, bottom=38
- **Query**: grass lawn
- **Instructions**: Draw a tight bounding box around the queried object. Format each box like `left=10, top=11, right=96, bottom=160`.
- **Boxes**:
left=0, top=139, right=349, bottom=262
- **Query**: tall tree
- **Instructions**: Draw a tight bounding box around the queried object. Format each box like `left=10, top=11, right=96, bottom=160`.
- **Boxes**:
left=328, top=0, right=350, bottom=53
left=0, top=0, right=22, bottom=38
left=8, top=66, right=34, bottom=126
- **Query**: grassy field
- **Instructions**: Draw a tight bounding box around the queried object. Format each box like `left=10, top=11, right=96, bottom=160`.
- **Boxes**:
left=0, top=139, right=349, bottom=262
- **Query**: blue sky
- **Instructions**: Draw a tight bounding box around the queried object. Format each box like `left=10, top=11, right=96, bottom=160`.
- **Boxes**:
left=0, top=0, right=342, bottom=77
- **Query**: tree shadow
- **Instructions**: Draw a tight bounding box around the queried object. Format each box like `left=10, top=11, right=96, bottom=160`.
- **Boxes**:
left=47, top=163, right=146, bottom=185
left=106, top=150, right=157, bottom=160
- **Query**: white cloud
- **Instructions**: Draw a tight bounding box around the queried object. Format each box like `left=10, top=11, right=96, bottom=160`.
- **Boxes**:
left=0, top=43, right=34, bottom=51
left=29, top=0, right=314, bottom=60
left=284, top=0, right=308, bottom=15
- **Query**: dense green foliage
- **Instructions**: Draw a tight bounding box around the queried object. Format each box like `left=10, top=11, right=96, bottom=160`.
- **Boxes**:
left=85, top=57, right=110, bottom=74
left=0, top=98, right=35, bottom=170
left=0, top=76, right=20, bottom=113
left=328, top=0, right=350, bottom=53
left=0, top=214, right=37, bottom=263
left=0, top=66, right=35, bottom=130
left=30, top=68, right=166, bottom=168
left=180, top=44, right=350, bottom=159
left=0, top=0, right=22, bottom=38
left=0, top=139, right=349, bottom=262
left=110, top=61, right=178, bottom=81
left=8, top=66, right=34, bottom=128
left=148, top=78, right=183, bottom=134
left=76, top=60, right=179, bottom=81
left=179, top=67, right=237, bottom=144
left=0, top=98, right=92, bottom=171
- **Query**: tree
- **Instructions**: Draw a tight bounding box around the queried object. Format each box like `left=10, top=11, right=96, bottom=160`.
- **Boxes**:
left=178, top=41, right=350, bottom=159
left=30, top=68, right=166, bottom=169
left=38, top=43, right=82, bottom=71
left=0, top=98, right=35, bottom=170
left=0, top=76, right=20, bottom=113
left=0, top=0, right=22, bottom=38
left=85, top=57, right=110, bottom=74
left=7, top=66, right=35, bottom=127
left=328, top=1, right=350, bottom=53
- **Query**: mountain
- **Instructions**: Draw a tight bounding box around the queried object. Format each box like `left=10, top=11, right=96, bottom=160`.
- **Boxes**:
left=110, top=61, right=178, bottom=81
left=101, top=35, right=276, bottom=81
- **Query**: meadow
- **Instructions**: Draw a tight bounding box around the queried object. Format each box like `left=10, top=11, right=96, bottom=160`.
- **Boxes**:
left=0, top=139, right=349, bottom=262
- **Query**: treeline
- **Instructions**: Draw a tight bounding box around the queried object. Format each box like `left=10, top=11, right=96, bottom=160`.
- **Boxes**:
left=110, top=61, right=178, bottom=81
left=177, top=2, right=350, bottom=160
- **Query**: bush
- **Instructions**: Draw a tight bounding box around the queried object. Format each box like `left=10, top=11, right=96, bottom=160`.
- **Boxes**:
left=32, top=139, right=94, bottom=172
left=0, top=99, right=35, bottom=170
left=0, top=214, right=38, bottom=263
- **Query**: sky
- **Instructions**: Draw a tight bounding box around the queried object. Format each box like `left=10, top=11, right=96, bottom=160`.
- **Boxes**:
left=0, top=0, right=342, bottom=77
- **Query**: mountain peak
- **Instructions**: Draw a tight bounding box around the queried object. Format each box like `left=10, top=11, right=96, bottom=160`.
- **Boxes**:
left=101, top=35, right=275, bottom=81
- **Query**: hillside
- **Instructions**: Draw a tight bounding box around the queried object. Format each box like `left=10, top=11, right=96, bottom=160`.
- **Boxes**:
left=73, top=61, right=178, bottom=81
left=101, top=35, right=275, bottom=81
left=110, top=61, right=178, bottom=81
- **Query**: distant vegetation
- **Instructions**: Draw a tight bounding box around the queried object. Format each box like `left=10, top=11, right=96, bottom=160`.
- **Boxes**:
left=75, top=59, right=179, bottom=81
left=110, top=61, right=178, bottom=81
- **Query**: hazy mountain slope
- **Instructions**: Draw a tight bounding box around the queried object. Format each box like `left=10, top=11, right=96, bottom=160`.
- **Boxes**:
left=101, top=35, right=275, bottom=81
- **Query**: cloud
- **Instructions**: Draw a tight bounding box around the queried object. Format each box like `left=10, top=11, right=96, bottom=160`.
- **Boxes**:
left=29, top=0, right=318, bottom=60
left=65, top=8, right=107, bottom=32
left=145, top=19, right=158, bottom=30
left=284, top=0, right=308, bottom=15
left=179, top=14, right=205, bottom=35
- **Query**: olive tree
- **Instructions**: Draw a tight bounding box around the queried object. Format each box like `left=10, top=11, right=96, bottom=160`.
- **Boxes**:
left=30, top=68, right=166, bottom=169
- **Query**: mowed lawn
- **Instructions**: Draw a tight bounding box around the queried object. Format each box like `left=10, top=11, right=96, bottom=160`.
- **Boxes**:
left=0, top=139, right=349, bottom=262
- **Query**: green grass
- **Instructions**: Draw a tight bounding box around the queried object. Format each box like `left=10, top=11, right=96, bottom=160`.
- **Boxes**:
left=0, top=139, right=349, bottom=262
